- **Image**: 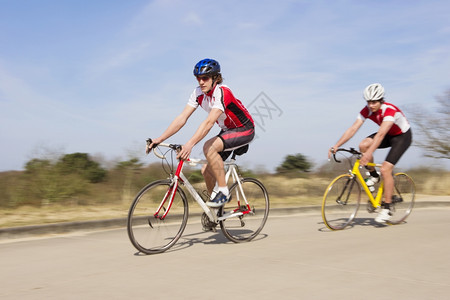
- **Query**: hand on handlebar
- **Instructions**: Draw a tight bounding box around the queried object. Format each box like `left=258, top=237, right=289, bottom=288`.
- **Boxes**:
left=329, top=147, right=363, bottom=163
left=146, top=138, right=160, bottom=155
left=359, top=152, right=373, bottom=166
left=176, top=143, right=193, bottom=161
left=145, top=138, right=191, bottom=160
left=328, top=146, right=337, bottom=160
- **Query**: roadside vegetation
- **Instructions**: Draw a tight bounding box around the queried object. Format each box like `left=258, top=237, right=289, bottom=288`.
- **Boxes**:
left=0, top=150, right=448, bottom=228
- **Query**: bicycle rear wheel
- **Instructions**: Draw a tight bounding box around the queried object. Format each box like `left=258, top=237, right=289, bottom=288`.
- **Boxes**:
left=322, top=174, right=361, bottom=230
left=127, top=179, right=188, bottom=254
left=219, top=177, right=269, bottom=243
left=387, top=173, right=415, bottom=225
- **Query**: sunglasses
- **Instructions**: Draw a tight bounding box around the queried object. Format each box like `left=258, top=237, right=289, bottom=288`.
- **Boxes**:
left=196, top=75, right=211, bottom=81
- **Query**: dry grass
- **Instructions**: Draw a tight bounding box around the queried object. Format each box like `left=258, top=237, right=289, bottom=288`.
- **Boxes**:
left=0, top=203, right=130, bottom=228
left=1, top=172, right=449, bottom=229
left=409, top=172, right=450, bottom=195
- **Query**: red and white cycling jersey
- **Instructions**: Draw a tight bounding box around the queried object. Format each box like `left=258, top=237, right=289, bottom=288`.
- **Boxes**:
left=187, top=84, right=254, bottom=130
left=357, top=102, right=410, bottom=136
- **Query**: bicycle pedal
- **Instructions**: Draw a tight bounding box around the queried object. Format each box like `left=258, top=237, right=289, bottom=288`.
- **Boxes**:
left=392, top=195, right=403, bottom=203
left=366, top=205, right=376, bottom=213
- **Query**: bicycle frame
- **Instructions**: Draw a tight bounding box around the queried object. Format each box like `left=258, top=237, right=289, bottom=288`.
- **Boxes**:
left=351, top=159, right=384, bottom=208
left=323, top=147, right=415, bottom=230
left=153, top=153, right=251, bottom=224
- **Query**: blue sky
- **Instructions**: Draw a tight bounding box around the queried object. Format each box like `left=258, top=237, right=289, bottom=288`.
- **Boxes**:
left=1, top=0, right=450, bottom=172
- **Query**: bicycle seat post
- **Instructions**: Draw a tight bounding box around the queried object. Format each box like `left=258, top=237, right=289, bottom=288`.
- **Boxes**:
left=231, top=152, right=237, bottom=161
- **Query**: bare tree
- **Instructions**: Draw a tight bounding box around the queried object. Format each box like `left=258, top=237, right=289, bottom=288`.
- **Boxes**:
left=408, top=89, right=450, bottom=159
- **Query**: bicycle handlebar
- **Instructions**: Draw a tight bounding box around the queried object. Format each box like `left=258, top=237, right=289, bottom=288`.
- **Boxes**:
left=146, top=138, right=238, bottom=166
left=331, top=147, right=362, bottom=163
left=146, top=138, right=208, bottom=166
left=146, top=138, right=182, bottom=160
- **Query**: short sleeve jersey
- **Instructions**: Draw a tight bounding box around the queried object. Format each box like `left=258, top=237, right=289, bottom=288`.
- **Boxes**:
left=357, top=102, right=410, bottom=136
left=187, top=84, right=254, bottom=130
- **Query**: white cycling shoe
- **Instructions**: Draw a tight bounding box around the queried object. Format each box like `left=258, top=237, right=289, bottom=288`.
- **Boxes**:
left=375, top=208, right=392, bottom=223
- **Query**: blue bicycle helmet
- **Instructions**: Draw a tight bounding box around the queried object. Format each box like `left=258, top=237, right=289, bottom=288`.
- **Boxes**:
left=193, top=59, right=221, bottom=76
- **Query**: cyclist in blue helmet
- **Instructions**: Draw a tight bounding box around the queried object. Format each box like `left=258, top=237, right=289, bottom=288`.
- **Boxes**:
left=147, top=59, right=255, bottom=208
left=193, top=58, right=221, bottom=76
left=192, top=59, right=222, bottom=94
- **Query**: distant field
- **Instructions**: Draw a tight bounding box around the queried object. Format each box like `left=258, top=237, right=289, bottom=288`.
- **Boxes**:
left=1, top=172, right=449, bottom=228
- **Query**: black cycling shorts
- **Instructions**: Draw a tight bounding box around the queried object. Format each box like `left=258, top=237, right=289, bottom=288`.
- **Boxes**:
left=217, top=123, right=255, bottom=161
left=367, top=129, right=412, bottom=165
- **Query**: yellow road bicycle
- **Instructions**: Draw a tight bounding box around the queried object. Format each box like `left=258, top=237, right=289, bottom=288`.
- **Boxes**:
left=322, top=148, right=415, bottom=230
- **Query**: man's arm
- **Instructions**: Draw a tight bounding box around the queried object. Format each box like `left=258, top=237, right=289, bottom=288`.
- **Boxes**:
left=177, top=108, right=223, bottom=160
left=328, top=119, right=364, bottom=158
left=146, top=105, right=196, bottom=153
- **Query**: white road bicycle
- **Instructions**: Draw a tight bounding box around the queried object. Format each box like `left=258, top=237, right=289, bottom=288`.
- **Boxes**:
left=127, top=139, right=270, bottom=254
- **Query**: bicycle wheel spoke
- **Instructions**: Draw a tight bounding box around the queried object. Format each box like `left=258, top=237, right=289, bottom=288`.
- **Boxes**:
left=322, top=174, right=361, bottom=230
left=219, top=178, right=269, bottom=243
left=127, top=180, right=188, bottom=254
left=387, top=173, right=415, bottom=225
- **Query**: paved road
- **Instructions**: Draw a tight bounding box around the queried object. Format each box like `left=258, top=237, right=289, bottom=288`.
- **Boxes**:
left=1, top=207, right=450, bottom=299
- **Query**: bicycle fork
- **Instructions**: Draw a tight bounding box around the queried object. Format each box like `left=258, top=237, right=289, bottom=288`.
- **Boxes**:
left=154, top=160, right=186, bottom=220
left=154, top=179, right=179, bottom=220
left=335, top=176, right=356, bottom=205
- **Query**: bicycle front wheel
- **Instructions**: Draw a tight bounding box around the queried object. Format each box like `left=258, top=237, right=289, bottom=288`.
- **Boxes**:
left=388, top=173, right=415, bottom=225
left=219, top=177, right=269, bottom=243
left=127, top=179, right=188, bottom=254
left=322, top=174, right=361, bottom=230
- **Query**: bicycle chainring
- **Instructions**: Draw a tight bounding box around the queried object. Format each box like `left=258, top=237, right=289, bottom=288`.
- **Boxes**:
left=201, top=212, right=217, bottom=232
left=366, top=201, right=376, bottom=213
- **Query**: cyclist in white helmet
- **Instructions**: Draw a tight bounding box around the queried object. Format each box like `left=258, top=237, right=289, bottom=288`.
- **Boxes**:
left=328, top=83, right=412, bottom=223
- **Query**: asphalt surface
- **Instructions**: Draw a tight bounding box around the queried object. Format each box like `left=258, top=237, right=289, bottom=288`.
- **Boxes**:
left=1, top=198, right=450, bottom=239
left=1, top=204, right=450, bottom=299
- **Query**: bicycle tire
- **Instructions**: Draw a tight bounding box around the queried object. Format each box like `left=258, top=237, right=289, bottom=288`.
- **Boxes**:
left=127, top=179, right=188, bottom=254
left=387, top=173, right=415, bottom=225
left=219, top=177, right=269, bottom=243
left=322, top=174, right=361, bottom=230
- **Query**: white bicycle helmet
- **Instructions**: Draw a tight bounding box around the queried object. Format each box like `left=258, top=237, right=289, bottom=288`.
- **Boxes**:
left=363, top=83, right=385, bottom=101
